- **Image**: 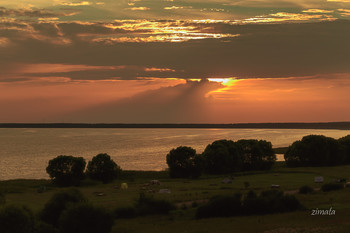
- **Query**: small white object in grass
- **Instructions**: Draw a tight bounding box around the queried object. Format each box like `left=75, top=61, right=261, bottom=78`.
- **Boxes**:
left=314, top=176, right=324, bottom=183
left=121, top=183, right=128, bottom=189
left=159, top=189, right=171, bottom=194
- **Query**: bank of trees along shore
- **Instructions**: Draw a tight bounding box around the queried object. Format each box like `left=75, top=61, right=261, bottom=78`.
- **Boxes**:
left=167, top=139, right=276, bottom=178
left=167, top=134, right=350, bottom=179
left=284, top=134, right=350, bottom=167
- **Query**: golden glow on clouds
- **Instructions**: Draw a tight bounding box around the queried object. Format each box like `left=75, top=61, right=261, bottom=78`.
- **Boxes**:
left=338, top=8, right=350, bottom=16
left=60, top=1, right=92, bottom=6
left=302, top=9, right=334, bottom=13
left=0, top=37, right=10, bottom=47
left=164, top=6, right=184, bottom=10
left=94, top=20, right=239, bottom=43
left=128, top=7, right=150, bottom=11
left=243, top=12, right=336, bottom=23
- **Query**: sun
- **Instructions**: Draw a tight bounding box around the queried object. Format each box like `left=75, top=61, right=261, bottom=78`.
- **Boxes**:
left=208, top=78, right=237, bottom=86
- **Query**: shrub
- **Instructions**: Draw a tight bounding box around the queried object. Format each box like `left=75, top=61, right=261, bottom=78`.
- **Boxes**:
left=46, top=155, right=86, bottom=186
left=196, top=190, right=303, bottom=219
left=236, top=139, right=276, bottom=171
left=87, top=153, right=121, bottom=183
left=113, top=207, right=136, bottom=219
left=135, top=193, right=176, bottom=216
left=285, top=135, right=341, bottom=167
left=35, top=221, right=58, bottom=233
left=242, top=190, right=267, bottom=215
left=299, top=185, right=314, bottom=194
left=40, top=189, right=87, bottom=227
left=59, top=203, right=114, bottom=233
left=0, top=205, right=35, bottom=233
left=196, top=193, right=242, bottom=219
left=166, top=146, right=204, bottom=178
left=321, top=183, right=344, bottom=192
left=202, top=140, right=242, bottom=174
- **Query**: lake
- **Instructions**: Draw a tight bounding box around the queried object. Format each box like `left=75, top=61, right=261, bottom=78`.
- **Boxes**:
left=1, top=128, right=349, bottom=180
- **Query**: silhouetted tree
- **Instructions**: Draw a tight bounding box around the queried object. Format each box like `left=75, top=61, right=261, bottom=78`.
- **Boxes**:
left=86, top=153, right=121, bottom=183
left=40, top=189, right=87, bottom=227
left=46, top=155, right=86, bottom=186
left=284, top=135, right=341, bottom=167
left=166, top=146, right=204, bottom=178
left=59, top=203, right=114, bottom=233
left=236, top=139, right=276, bottom=170
left=202, top=140, right=242, bottom=174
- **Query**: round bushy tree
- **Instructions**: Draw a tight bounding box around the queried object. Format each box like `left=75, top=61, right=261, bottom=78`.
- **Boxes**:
left=46, top=155, right=86, bottom=186
left=166, top=146, right=204, bottom=178
left=86, top=153, right=121, bottom=183
left=40, top=189, right=87, bottom=227
left=236, top=139, right=276, bottom=171
left=202, top=140, right=242, bottom=174
left=59, top=203, right=114, bottom=233
left=0, top=205, right=35, bottom=233
left=285, top=135, right=341, bottom=167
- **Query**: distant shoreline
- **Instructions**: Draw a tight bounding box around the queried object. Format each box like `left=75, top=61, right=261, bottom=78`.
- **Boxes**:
left=1, top=122, right=350, bottom=130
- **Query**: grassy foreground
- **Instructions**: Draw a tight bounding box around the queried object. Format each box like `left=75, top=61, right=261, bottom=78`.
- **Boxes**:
left=1, top=162, right=350, bottom=233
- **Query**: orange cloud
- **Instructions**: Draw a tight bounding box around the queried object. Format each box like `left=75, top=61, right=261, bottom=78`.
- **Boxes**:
left=128, top=7, right=150, bottom=11
left=60, top=1, right=92, bottom=6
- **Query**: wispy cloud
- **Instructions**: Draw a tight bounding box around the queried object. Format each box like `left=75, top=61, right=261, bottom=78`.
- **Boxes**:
left=60, top=1, right=92, bottom=6
left=127, top=7, right=150, bottom=11
left=302, top=9, right=334, bottom=13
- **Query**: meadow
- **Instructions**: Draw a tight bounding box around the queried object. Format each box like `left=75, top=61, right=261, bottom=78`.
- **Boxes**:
left=1, top=161, right=350, bottom=233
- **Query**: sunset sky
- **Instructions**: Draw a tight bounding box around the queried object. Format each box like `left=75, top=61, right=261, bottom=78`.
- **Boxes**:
left=1, top=0, right=350, bottom=123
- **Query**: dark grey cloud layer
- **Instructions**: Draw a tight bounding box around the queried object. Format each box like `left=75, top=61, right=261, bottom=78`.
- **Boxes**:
left=1, top=19, right=350, bottom=80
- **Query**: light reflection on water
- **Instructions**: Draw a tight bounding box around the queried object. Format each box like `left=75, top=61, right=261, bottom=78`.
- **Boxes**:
left=0, top=128, right=349, bottom=180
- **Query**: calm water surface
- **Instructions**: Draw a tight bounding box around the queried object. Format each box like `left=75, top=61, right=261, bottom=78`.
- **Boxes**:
left=1, top=128, right=349, bottom=180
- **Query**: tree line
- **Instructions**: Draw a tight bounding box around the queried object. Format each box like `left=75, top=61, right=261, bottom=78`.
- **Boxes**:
left=284, top=134, right=350, bottom=167
left=166, top=139, right=276, bottom=178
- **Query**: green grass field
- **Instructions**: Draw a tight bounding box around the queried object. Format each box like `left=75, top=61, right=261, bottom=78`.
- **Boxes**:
left=1, top=162, right=350, bottom=233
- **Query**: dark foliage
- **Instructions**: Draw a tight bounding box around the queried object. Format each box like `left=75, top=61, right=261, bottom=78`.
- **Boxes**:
left=35, top=221, right=58, bottom=233
left=40, top=189, right=87, bottom=227
left=299, top=185, right=314, bottom=194
left=236, top=139, right=276, bottom=171
left=196, top=190, right=302, bottom=219
left=338, top=135, right=350, bottom=164
left=196, top=193, right=242, bottom=219
left=166, top=146, right=204, bottom=178
left=113, top=207, right=137, bottom=219
left=135, top=193, right=176, bottom=216
left=46, top=155, right=86, bottom=186
left=59, top=203, right=114, bottom=233
left=87, top=153, right=121, bottom=183
left=321, top=183, right=344, bottom=192
left=202, top=140, right=242, bottom=174
left=284, top=135, right=341, bottom=167
left=0, top=192, right=5, bottom=206
left=0, top=205, right=35, bottom=233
